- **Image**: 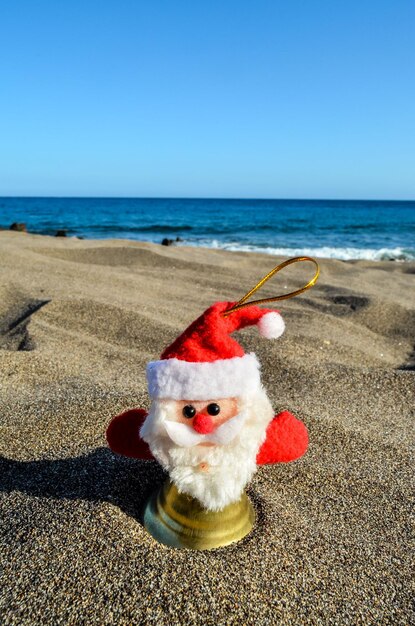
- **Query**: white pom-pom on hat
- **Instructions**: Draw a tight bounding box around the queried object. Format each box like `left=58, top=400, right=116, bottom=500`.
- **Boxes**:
left=257, top=311, right=285, bottom=339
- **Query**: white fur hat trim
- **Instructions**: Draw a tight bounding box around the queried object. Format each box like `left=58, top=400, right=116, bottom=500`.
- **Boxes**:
left=146, top=353, right=261, bottom=400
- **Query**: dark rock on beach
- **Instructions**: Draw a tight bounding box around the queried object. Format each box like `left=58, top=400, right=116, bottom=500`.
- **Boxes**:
left=9, top=222, right=27, bottom=232
left=161, top=236, right=183, bottom=246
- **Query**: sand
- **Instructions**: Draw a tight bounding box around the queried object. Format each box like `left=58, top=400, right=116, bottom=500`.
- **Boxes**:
left=0, top=230, right=413, bottom=625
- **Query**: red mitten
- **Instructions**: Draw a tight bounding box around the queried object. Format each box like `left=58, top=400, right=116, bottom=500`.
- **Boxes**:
left=256, top=410, right=308, bottom=465
left=106, top=408, right=154, bottom=460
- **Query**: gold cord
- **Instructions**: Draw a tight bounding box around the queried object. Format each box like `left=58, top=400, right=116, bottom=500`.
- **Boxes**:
left=222, top=256, right=320, bottom=317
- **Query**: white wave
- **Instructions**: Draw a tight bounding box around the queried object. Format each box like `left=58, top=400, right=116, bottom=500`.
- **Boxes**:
left=181, top=240, right=415, bottom=261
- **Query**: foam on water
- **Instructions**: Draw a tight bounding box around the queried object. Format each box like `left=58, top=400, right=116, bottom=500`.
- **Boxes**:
left=190, top=240, right=415, bottom=261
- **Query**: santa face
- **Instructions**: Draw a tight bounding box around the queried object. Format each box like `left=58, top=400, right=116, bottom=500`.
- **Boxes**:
left=140, top=388, right=274, bottom=511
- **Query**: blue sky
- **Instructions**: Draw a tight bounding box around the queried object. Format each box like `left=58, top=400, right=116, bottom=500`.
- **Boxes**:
left=0, top=1, right=414, bottom=199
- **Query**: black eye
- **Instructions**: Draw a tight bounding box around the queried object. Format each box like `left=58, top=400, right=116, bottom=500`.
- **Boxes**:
left=182, top=405, right=196, bottom=419
left=207, top=403, right=220, bottom=416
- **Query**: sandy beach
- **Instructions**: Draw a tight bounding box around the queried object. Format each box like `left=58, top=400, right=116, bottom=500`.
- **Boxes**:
left=0, top=230, right=413, bottom=625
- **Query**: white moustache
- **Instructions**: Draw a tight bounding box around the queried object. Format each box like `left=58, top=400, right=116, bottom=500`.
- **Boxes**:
left=163, top=411, right=248, bottom=448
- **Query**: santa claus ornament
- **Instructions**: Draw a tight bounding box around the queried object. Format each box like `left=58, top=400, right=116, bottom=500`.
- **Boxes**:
left=107, top=256, right=320, bottom=549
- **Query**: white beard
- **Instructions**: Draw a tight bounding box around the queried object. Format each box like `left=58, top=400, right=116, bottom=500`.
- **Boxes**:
left=140, top=388, right=274, bottom=511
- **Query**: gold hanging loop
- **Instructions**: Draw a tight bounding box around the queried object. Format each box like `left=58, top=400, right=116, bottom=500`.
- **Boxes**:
left=222, top=256, right=320, bottom=317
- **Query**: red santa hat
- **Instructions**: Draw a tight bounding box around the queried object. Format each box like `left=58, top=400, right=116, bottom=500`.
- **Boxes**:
left=146, top=301, right=284, bottom=400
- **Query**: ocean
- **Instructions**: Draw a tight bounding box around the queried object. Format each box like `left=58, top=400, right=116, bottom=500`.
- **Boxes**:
left=1, top=197, right=414, bottom=261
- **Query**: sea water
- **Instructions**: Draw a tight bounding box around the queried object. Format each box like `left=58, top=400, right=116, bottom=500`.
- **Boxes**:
left=0, top=197, right=414, bottom=261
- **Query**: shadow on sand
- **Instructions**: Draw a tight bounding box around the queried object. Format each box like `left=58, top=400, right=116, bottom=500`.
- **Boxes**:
left=0, top=448, right=166, bottom=523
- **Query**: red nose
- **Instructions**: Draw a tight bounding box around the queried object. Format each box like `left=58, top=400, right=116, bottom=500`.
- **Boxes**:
left=193, top=414, right=215, bottom=434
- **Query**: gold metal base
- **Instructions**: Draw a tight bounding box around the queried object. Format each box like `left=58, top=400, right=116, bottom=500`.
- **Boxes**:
left=143, top=479, right=255, bottom=550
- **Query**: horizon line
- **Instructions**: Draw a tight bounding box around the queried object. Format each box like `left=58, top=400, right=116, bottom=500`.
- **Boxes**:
left=1, top=195, right=414, bottom=203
